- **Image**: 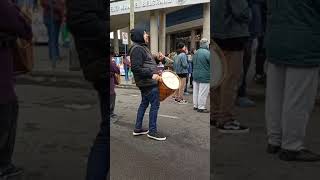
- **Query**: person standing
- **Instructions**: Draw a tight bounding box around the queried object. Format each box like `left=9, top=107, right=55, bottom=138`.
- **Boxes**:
left=173, top=42, right=189, bottom=104
left=192, top=38, right=210, bottom=113
left=265, top=0, right=320, bottom=161
left=211, top=0, right=251, bottom=132
left=253, top=0, right=267, bottom=84
left=129, top=28, right=166, bottom=141
left=184, top=49, right=192, bottom=95
left=189, top=48, right=196, bottom=88
left=110, top=55, right=120, bottom=122
left=0, top=0, right=32, bottom=177
left=123, top=56, right=130, bottom=82
left=237, top=0, right=266, bottom=107
left=66, top=0, right=109, bottom=179
left=40, top=0, right=64, bottom=68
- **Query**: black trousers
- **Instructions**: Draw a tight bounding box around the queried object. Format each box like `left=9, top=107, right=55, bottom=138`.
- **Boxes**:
left=110, top=94, right=116, bottom=115
left=255, top=36, right=266, bottom=75
left=86, top=80, right=110, bottom=180
left=238, top=40, right=253, bottom=97
left=0, top=101, right=18, bottom=166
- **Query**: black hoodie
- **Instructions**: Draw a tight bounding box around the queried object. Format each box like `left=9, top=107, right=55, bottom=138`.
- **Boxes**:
left=129, top=28, right=158, bottom=90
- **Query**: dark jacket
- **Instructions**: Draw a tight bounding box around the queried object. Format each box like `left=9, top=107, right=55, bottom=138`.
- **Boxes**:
left=66, top=0, right=108, bottom=82
left=129, top=28, right=158, bottom=90
left=192, top=46, right=211, bottom=83
left=265, top=0, right=320, bottom=66
left=0, top=0, right=32, bottom=104
left=212, top=0, right=251, bottom=50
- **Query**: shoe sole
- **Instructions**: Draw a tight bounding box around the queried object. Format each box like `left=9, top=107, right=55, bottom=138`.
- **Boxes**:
left=1, top=170, right=24, bottom=179
left=133, top=130, right=149, bottom=136
left=279, top=155, right=320, bottom=162
left=197, top=110, right=209, bottom=113
left=147, top=134, right=166, bottom=141
left=217, top=128, right=250, bottom=134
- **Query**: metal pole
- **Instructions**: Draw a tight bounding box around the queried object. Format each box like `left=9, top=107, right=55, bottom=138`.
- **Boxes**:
left=129, top=0, right=135, bottom=47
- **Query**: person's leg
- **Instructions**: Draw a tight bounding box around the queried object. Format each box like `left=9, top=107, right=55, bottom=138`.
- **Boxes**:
left=198, top=83, right=210, bottom=110
left=238, top=40, right=252, bottom=98
left=54, top=22, right=61, bottom=60
left=255, top=36, right=266, bottom=76
left=179, top=77, right=186, bottom=100
left=184, top=75, right=189, bottom=93
left=124, top=65, right=129, bottom=81
left=265, top=63, right=285, bottom=147
left=110, top=94, right=115, bottom=116
left=86, top=81, right=109, bottom=180
left=218, top=50, right=244, bottom=125
left=135, top=91, right=150, bottom=130
left=43, top=16, right=54, bottom=61
left=281, top=66, right=319, bottom=151
left=0, top=101, right=18, bottom=167
left=193, top=81, right=199, bottom=109
left=148, top=87, right=160, bottom=134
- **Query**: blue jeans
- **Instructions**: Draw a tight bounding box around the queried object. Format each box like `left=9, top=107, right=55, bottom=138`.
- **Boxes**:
left=124, top=65, right=129, bottom=81
left=86, top=80, right=109, bottom=180
left=43, top=16, right=61, bottom=62
left=135, top=86, right=160, bottom=134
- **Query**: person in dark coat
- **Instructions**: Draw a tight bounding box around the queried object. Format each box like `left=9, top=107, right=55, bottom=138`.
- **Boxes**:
left=0, top=0, right=32, bottom=177
left=66, top=0, right=109, bottom=179
left=237, top=0, right=266, bottom=108
left=265, top=0, right=320, bottom=162
left=129, top=28, right=166, bottom=141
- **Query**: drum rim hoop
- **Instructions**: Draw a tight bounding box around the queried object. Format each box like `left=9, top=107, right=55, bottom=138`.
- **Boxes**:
left=161, top=70, right=180, bottom=90
left=211, top=39, right=228, bottom=90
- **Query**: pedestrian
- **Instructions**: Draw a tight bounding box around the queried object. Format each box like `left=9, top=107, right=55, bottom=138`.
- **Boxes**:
left=237, top=0, right=267, bottom=108
left=0, top=0, right=32, bottom=177
left=253, top=0, right=267, bottom=84
left=110, top=55, right=120, bottom=123
left=189, top=48, right=196, bottom=88
left=192, top=38, right=210, bottom=113
left=66, top=0, right=109, bottom=179
left=40, top=0, right=65, bottom=69
left=173, top=42, right=189, bottom=104
left=211, top=0, right=251, bottom=133
left=265, top=0, right=320, bottom=161
left=184, top=48, right=192, bottom=95
left=129, top=28, right=166, bottom=141
left=123, top=55, right=130, bottom=82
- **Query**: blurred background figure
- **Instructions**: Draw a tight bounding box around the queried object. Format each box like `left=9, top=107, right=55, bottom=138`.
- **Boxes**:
left=0, top=0, right=32, bottom=178
left=40, top=0, right=65, bottom=69
left=192, top=38, right=210, bottom=113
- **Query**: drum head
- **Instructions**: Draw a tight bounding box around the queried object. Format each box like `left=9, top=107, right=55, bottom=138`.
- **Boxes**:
left=162, top=71, right=180, bottom=90
left=211, top=40, right=227, bottom=89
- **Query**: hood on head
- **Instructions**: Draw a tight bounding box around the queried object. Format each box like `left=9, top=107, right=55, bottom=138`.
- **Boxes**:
left=130, top=28, right=145, bottom=44
left=200, top=38, right=209, bottom=49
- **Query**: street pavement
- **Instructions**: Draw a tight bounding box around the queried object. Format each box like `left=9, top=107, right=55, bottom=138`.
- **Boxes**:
left=211, top=92, right=320, bottom=180
left=110, top=87, right=210, bottom=180
left=13, top=84, right=210, bottom=180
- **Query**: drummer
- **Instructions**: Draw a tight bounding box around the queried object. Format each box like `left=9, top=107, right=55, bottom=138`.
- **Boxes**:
left=128, top=27, right=167, bottom=141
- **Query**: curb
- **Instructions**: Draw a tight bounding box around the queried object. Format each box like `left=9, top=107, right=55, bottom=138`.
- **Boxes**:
left=16, top=73, right=138, bottom=90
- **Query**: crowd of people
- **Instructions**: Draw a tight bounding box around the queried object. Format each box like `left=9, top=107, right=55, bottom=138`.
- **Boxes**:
left=211, top=0, right=320, bottom=162
left=109, top=27, right=211, bottom=141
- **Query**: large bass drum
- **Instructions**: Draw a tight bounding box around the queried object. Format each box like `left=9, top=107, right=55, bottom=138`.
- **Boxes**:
left=210, top=40, right=227, bottom=89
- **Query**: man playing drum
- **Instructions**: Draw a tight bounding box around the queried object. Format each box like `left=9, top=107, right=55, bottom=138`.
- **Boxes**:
left=129, top=27, right=167, bottom=141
